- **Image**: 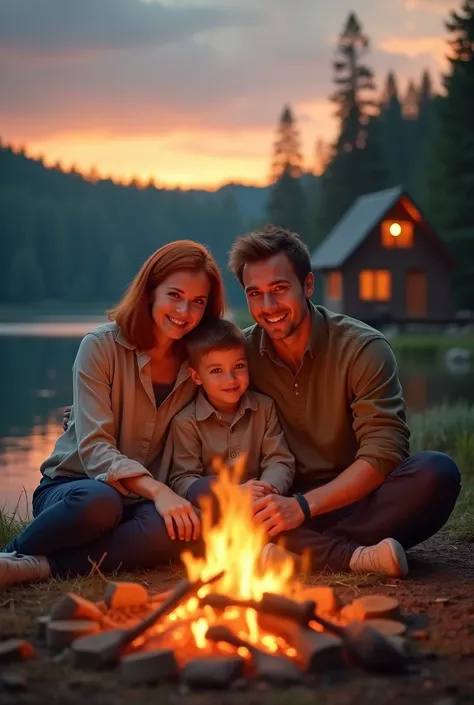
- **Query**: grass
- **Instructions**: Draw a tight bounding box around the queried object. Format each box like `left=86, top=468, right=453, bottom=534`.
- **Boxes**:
left=389, top=333, right=474, bottom=359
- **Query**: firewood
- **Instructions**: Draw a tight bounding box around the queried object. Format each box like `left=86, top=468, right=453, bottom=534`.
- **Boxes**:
left=298, top=586, right=342, bottom=616
left=71, top=569, right=224, bottom=669
left=205, top=625, right=302, bottom=685
left=35, top=615, right=51, bottom=642
left=182, top=656, right=245, bottom=689
left=0, top=639, right=35, bottom=664
left=350, top=595, right=401, bottom=621
left=104, top=582, right=149, bottom=610
left=46, top=619, right=100, bottom=652
left=310, top=613, right=410, bottom=673
left=50, top=593, right=104, bottom=623
left=364, top=618, right=407, bottom=636
left=199, top=592, right=315, bottom=626
left=257, top=614, right=344, bottom=673
left=120, top=648, right=178, bottom=685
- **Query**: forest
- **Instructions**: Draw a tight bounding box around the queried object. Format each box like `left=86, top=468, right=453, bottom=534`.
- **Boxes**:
left=1, top=1, right=473, bottom=310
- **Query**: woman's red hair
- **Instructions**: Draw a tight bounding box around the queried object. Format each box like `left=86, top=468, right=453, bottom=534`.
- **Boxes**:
left=108, top=240, right=225, bottom=350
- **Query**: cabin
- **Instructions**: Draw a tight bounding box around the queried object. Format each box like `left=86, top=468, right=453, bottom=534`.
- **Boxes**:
left=310, top=186, right=455, bottom=324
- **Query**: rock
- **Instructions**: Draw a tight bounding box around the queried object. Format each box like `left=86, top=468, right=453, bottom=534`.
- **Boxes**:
left=252, top=651, right=302, bottom=685
left=0, top=673, right=29, bottom=692
left=182, top=656, right=245, bottom=689
left=50, top=593, right=104, bottom=623
left=120, top=648, right=178, bottom=685
left=104, top=582, right=149, bottom=610
left=299, top=586, right=342, bottom=616
left=47, top=619, right=101, bottom=652
left=364, top=619, right=407, bottom=636
left=350, top=595, right=400, bottom=621
left=36, top=615, right=51, bottom=642
left=71, top=629, right=129, bottom=669
left=0, top=639, right=35, bottom=664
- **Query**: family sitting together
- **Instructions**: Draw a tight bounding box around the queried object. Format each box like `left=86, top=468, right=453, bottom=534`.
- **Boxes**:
left=0, top=226, right=461, bottom=587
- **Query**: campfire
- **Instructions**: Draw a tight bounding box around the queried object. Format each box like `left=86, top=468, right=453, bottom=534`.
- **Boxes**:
left=17, top=459, right=419, bottom=688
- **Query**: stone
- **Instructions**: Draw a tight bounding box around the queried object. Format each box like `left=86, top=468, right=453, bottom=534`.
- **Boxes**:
left=71, top=629, right=129, bottom=669
left=251, top=651, right=302, bottom=685
left=364, top=619, right=407, bottom=636
left=36, top=615, right=51, bottom=642
left=47, top=619, right=101, bottom=652
left=120, top=648, right=178, bottom=685
left=299, top=586, right=342, bottom=616
left=350, top=595, right=401, bottom=621
left=104, top=582, right=149, bottom=610
left=0, top=673, right=29, bottom=692
left=50, top=593, right=104, bottom=623
left=182, top=656, right=245, bottom=689
left=0, top=639, right=35, bottom=664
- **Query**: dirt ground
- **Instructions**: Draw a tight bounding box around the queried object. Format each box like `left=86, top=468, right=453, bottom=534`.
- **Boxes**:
left=1, top=530, right=473, bottom=705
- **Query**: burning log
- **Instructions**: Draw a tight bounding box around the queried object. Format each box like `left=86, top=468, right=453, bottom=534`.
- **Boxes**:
left=71, top=570, right=224, bottom=669
left=205, top=625, right=302, bottom=685
left=257, top=614, right=345, bottom=673
left=199, top=592, right=316, bottom=626
left=310, top=612, right=409, bottom=673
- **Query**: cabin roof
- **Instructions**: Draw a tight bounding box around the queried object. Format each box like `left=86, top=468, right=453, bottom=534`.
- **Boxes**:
left=311, top=185, right=404, bottom=269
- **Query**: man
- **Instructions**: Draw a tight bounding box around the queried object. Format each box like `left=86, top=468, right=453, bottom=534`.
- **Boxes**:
left=227, top=225, right=460, bottom=577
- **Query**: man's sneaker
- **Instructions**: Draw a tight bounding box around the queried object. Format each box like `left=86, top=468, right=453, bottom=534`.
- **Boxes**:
left=0, top=552, right=51, bottom=587
left=349, top=538, right=408, bottom=577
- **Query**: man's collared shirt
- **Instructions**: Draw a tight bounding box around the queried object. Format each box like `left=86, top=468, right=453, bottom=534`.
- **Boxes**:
left=166, top=388, right=295, bottom=497
left=244, top=303, right=410, bottom=482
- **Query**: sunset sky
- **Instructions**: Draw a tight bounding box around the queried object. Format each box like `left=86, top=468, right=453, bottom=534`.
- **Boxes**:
left=0, top=0, right=459, bottom=189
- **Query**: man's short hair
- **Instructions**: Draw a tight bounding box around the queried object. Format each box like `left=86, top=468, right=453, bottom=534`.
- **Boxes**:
left=186, top=317, right=246, bottom=369
left=228, top=224, right=312, bottom=287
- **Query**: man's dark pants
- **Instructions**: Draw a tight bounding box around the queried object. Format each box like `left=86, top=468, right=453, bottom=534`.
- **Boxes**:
left=186, top=451, right=461, bottom=571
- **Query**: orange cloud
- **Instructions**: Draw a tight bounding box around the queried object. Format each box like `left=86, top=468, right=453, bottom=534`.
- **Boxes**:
left=378, top=36, right=448, bottom=67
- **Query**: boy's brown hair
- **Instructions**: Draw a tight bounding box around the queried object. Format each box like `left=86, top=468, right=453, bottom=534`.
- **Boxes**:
left=185, top=317, right=246, bottom=369
left=228, top=224, right=312, bottom=287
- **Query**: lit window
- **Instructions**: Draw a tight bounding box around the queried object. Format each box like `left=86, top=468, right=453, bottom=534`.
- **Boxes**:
left=359, top=270, right=391, bottom=301
left=326, top=271, right=342, bottom=299
left=381, top=220, right=413, bottom=248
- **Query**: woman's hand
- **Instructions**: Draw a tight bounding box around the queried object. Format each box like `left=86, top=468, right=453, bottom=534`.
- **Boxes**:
left=153, top=486, right=201, bottom=542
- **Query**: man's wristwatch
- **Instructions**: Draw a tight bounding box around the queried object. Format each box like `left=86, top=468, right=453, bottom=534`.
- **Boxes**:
left=292, top=493, right=311, bottom=520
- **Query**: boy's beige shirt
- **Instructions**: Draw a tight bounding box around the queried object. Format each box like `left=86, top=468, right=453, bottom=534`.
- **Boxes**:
left=40, top=322, right=197, bottom=496
left=166, top=389, right=296, bottom=497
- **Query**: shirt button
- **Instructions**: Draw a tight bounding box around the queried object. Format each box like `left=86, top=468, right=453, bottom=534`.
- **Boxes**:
left=295, top=391, right=299, bottom=396
left=294, top=383, right=298, bottom=388
left=230, top=452, right=236, bottom=458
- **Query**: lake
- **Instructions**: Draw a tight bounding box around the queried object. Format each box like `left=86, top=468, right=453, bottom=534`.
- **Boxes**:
left=1, top=321, right=474, bottom=517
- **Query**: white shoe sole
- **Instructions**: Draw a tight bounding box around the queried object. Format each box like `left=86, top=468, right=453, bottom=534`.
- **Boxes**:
left=385, top=538, right=409, bottom=577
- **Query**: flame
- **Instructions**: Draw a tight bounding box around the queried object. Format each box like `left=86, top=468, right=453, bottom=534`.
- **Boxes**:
left=148, top=455, right=298, bottom=659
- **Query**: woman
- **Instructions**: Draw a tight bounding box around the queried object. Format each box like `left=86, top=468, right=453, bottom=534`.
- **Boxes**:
left=1, top=241, right=225, bottom=587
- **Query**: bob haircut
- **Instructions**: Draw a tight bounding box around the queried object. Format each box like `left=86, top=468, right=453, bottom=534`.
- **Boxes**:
left=108, top=240, right=225, bottom=350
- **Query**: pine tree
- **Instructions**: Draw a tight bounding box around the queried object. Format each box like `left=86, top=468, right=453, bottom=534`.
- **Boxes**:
left=379, top=71, right=405, bottom=186
left=422, top=0, right=474, bottom=308
left=267, top=164, right=308, bottom=236
left=313, top=13, right=390, bottom=244
left=270, top=105, right=303, bottom=181
left=402, top=79, right=419, bottom=120
left=267, top=106, right=308, bottom=236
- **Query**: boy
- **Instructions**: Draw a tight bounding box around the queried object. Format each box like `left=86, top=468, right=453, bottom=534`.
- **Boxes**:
left=166, top=318, right=295, bottom=506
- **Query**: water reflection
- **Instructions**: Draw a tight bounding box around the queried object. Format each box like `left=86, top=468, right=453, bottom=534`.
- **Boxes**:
left=0, top=324, right=473, bottom=517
